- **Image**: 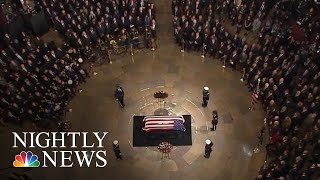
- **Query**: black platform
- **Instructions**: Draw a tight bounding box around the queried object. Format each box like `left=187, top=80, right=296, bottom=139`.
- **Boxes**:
left=132, top=115, right=192, bottom=146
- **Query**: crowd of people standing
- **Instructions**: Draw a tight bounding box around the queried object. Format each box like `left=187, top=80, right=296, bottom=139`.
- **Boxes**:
left=0, top=0, right=319, bottom=178
left=35, top=0, right=157, bottom=55
left=0, top=32, right=87, bottom=126
left=172, top=0, right=319, bottom=179
left=0, top=0, right=157, bottom=127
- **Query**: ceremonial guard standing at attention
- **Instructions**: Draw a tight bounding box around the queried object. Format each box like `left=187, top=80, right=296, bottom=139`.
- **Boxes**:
left=114, top=85, right=125, bottom=108
left=113, top=140, right=122, bottom=160
left=211, top=110, right=218, bottom=131
left=202, top=87, right=210, bottom=107
left=204, top=139, right=213, bottom=158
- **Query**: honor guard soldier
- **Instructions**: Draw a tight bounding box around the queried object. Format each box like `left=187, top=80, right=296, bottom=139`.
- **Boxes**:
left=211, top=110, right=218, bottom=131
left=204, top=139, right=213, bottom=158
left=113, top=140, right=122, bottom=160
left=202, top=87, right=210, bottom=107
left=114, top=85, right=125, bottom=108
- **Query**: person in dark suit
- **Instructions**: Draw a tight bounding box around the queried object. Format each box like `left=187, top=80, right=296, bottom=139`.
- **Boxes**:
left=217, top=41, right=226, bottom=59
left=135, top=16, right=144, bottom=33
left=54, top=18, right=65, bottom=34
left=88, top=27, right=98, bottom=44
left=211, top=110, right=218, bottom=131
left=59, top=20, right=68, bottom=34
left=111, top=17, right=119, bottom=35
left=128, top=15, right=136, bottom=28
left=114, top=85, right=125, bottom=108
left=138, top=6, right=146, bottom=18
left=174, top=26, right=183, bottom=45
left=119, top=16, right=128, bottom=30
left=194, top=32, right=202, bottom=51
left=208, top=36, right=218, bottom=57
left=236, top=15, right=243, bottom=33
left=96, top=22, right=106, bottom=38
left=81, top=31, right=91, bottom=47
left=183, top=22, right=192, bottom=50
left=3, top=33, right=11, bottom=48
left=229, top=50, right=238, bottom=70
left=232, top=33, right=242, bottom=50
left=130, top=28, right=139, bottom=48
left=173, top=5, right=181, bottom=17
left=1, top=50, right=10, bottom=65
left=224, top=44, right=232, bottom=67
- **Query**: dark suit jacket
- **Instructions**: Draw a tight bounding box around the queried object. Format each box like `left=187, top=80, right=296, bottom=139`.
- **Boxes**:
left=212, top=115, right=218, bottom=125
left=114, top=87, right=124, bottom=99
left=88, top=30, right=98, bottom=43
left=209, top=40, right=218, bottom=51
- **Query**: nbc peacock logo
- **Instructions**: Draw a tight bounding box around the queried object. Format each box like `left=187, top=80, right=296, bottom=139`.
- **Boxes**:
left=13, top=151, right=40, bottom=167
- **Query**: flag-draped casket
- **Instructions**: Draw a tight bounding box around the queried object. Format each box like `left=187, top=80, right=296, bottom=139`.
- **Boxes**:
left=142, top=116, right=186, bottom=133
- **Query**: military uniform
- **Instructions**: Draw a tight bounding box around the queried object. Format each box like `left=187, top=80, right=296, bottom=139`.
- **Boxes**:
left=204, top=139, right=213, bottom=158
left=113, top=140, right=122, bottom=160
left=202, top=87, right=210, bottom=107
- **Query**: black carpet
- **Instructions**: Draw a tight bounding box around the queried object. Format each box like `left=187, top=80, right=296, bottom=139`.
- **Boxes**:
left=132, top=115, right=192, bottom=146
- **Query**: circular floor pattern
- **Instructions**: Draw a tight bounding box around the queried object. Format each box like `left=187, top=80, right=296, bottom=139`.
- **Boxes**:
left=0, top=15, right=267, bottom=180
left=60, top=48, right=267, bottom=180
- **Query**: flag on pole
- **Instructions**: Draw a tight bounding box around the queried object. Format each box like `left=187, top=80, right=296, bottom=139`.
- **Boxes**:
left=142, top=116, right=186, bottom=132
left=249, top=78, right=261, bottom=111
left=251, top=88, right=260, bottom=106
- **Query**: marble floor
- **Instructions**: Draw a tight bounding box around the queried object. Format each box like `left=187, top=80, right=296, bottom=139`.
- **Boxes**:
left=0, top=0, right=267, bottom=180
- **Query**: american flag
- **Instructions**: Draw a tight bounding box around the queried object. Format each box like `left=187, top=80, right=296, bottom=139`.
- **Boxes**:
left=142, top=116, right=186, bottom=132
left=251, top=88, right=260, bottom=106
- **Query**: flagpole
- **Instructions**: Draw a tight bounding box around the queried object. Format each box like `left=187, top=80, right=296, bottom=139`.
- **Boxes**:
left=201, top=43, right=205, bottom=58
left=181, top=38, right=185, bottom=53
left=250, top=78, right=260, bottom=111
left=240, top=67, right=245, bottom=82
